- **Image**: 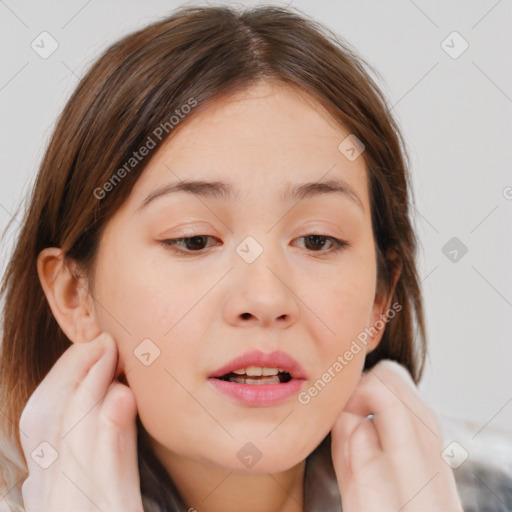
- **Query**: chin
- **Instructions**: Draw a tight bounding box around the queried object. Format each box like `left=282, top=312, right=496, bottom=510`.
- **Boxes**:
left=203, top=436, right=311, bottom=474
left=220, top=453, right=305, bottom=474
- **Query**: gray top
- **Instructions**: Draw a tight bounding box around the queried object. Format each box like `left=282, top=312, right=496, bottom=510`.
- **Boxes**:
left=303, top=433, right=512, bottom=512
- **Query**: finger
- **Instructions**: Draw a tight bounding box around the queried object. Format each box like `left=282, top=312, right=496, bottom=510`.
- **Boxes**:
left=346, top=361, right=415, bottom=415
left=344, top=364, right=433, bottom=504
left=58, top=335, right=119, bottom=442
left=35, top=332, right=111, bottom=400
left=74, top=333, right=118, bottom=410
left=20, top=333, right=111, bottom=453
left=355, top=361, right=441, bottom=440
left=95, top=383, right=140, bottom=500
left=345, top=362, right=441, bottom=452
left=21, top=333, right=110, bottom=417
left=100, top=381, right=138, bottom=429
left=331, top=410, right=367, bottom=485
left=342, top=419, right=400, bottom=511
left=344, top=377, right=421, bottom=454
left=348, top=417, right=382, bottom=471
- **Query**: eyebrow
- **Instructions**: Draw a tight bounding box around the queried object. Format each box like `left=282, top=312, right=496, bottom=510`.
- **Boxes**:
left=137, top=178, right=364, bottom=211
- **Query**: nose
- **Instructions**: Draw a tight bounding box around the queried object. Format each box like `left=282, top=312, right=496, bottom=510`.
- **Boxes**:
left=222, top=248, right=300, bottom=330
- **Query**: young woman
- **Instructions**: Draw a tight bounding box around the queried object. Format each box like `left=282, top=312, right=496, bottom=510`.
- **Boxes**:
left=0, top=4, right=464, bottom=511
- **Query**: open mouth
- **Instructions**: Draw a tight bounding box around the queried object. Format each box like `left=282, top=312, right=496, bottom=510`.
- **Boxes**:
left=208, top=364, right=305, bottom=405
left=207, top=350, right=308, bottom=405
left=215, top=370, right=293, bottom=385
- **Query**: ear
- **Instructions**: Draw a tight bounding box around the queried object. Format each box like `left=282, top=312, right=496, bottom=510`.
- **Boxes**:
left=37, top=247, right=102, bottom=344
left=366, top=248, right=402, bottom=353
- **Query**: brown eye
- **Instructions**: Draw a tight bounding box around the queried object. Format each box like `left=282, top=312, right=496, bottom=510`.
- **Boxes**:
left=181, top=236, right=209, bottom=250
left=294, top=235, right=349, bottom=254
left=303, top=235, right=329, bottom=251
left=161, top=236, right=220, bottom=255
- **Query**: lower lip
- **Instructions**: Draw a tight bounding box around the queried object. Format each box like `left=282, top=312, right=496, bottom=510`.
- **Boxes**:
left=208, top=377, right=305, bottom=406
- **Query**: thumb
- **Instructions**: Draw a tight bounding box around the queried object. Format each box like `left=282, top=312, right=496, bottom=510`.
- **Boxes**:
left=101, top=381, right=138, bottom=429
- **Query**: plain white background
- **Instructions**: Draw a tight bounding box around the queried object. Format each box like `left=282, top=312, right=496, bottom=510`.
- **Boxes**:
left=1, top=0, right=511, bottom=461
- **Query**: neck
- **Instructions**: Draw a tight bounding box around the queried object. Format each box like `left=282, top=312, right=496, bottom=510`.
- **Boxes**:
left=147, top=436, right=306, bottom=512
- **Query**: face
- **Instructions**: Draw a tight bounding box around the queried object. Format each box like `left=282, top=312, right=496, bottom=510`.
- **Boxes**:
left=88, top=80, right=388, bottom=473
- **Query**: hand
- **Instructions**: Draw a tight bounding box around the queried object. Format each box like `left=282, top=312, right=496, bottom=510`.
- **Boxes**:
left=19, top=332, right=143, bottom=512
left=330, top=359, right=463, bottom=511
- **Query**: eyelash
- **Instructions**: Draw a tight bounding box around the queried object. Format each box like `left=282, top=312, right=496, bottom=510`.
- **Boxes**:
left=160, top=234, right=350, bottom=256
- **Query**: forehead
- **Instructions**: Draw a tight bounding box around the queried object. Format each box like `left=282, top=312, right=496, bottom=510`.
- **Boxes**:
left=125, top=81, right=369, bottom=214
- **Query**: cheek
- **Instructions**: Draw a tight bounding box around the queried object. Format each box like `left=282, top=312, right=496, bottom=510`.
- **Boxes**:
left=94, top=256, right=189, bottom=331
left=125, top=358, right=207, bottom=446
left=92, top=247, right=209, bottom=363
left=90, top=261, right=216, bottom=447
left=295, top=257, right=375, bottom=427
left=304, top=252, right=377, bottom=353
left=297, top=331, right=366, bottom=437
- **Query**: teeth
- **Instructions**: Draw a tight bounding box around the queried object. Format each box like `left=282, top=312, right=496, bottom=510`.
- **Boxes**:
left=231, top=366, right=280, bottom=376
left=246, top=366, right=263, bottom=376
left=229, top=376, right=281, bottom=385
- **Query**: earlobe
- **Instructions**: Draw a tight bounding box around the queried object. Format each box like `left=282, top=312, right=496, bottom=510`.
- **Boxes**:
left=37, top=247, right=101, bottom=343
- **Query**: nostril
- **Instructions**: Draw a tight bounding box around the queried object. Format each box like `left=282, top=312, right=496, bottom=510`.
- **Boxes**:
left=241, top=312, right=252, bottom=320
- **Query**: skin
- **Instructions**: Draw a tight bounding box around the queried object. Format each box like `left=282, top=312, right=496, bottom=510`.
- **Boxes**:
left=25, top=81, right=463, bottom=511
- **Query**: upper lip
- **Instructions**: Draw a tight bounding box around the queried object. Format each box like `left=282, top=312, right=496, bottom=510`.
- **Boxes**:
left=208, top=349, right=308, bottom=380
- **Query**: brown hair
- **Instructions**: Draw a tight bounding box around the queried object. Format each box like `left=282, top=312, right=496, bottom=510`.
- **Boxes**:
left=0, top=4, right=426, bottom=510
